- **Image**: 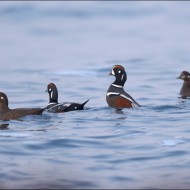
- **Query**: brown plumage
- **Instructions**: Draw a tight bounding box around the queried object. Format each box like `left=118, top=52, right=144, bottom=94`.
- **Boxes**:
left=107, top=95, right=134, bottom=108
left=0, top=92, right=44, bottom=121
left=177, top=71, right=190, bottom=98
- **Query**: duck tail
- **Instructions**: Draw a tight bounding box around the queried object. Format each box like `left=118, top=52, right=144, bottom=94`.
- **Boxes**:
left=79, top=99, right=90, bottom=109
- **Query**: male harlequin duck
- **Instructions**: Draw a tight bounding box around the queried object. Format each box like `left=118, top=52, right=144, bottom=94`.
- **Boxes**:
left=177, top=71, right=190, bottom=98
left=44, top=83, right=89, bottom=113
left=0, top=92, right=44, bottom=121
left=106, top=65, right=140, bottom=109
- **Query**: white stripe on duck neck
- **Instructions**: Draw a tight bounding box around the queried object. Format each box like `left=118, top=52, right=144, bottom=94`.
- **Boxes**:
left=111, top=84, right=123, bottom=88
left=47, top=102, right=57, bottom=106
left=107, top=92, right=120, bottom=96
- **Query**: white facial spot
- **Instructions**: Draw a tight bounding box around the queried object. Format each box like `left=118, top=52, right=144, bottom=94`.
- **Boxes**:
left=0, top=96, right=4, bottom=100
left=75, top=107, right=77, bottom=109
left=188, top=75, right=190, bottom=78
left=49, top=88, right=51, bottom=91
left=118, top=70, right=121, bottom=74
left=121, top=74, right=124, bottom=81
left=111, top=69, right=115, bottom=75
left=50, top=91, right=53, bottom=99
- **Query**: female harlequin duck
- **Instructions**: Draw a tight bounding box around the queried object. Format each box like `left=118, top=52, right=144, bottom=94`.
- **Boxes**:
left=106, top=65, right=140, bottom=109
left=44, top=83, right=89, bottom=113
left=0, top=92, right=44, bottom=121
left=177, top=71, right=190, bottom=98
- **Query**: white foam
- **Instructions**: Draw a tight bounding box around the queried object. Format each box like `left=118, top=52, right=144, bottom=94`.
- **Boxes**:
left=162, top=137, right=187, bottom=147
left=0, top=132, right=31, bottom=138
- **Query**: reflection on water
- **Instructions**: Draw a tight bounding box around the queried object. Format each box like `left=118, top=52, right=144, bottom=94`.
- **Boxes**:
left=0, top=124, right=9, bottom=130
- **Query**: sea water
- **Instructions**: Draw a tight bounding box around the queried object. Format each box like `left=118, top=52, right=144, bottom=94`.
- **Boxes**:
left=0, top=1, right=190, bottom=189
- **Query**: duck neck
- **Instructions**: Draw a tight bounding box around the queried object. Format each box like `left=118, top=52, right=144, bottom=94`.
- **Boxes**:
left=49, top=90, right=58, bottom=103
left=0, top=104, right=10, bottom=115
left=113, top=74, right=126, bottom=87
left=183, top=80, right=190, bottom=87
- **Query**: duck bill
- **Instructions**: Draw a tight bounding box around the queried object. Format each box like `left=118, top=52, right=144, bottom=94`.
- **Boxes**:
left=177, top=76, right=182, bottom=79
left=109, top=71, right=113, bottom=76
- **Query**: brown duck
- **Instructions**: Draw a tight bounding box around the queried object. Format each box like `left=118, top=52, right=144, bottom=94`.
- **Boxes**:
left=0, top=92, right=44, bottom=121
left=177, top=71, right=190, bottom=98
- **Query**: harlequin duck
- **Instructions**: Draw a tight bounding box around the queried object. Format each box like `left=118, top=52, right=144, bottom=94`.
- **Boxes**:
left=106, top=65, right=140, bottom=109
left=177, top=71, right=190, bottom=98
left=0, top=92, right=44, bottom=121
left=45, top=83, right=89, bottom=113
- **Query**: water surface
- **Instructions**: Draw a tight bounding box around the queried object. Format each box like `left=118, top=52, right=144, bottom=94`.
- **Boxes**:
left=0, top=1, right=190, bottom=189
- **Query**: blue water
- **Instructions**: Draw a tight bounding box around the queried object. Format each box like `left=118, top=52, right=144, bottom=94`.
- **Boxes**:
left=0, top=1, right=190, bottom=189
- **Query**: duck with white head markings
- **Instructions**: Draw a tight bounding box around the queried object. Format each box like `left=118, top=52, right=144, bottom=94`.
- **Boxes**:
left=106, top=65, right=140, bottom=109
left=44, top=83, right=89, bottom=113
